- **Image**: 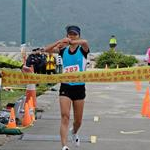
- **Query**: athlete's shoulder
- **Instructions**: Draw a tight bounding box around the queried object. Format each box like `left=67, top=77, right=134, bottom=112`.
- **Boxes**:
left=59, top=47, right=68, bottom=56
left=79, top=46, right=90, bottom=58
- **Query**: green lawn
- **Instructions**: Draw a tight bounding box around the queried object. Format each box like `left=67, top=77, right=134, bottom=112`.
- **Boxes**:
left=0, top=89, right=25, bottom=108
left=0, top=84, right=50, bottom=109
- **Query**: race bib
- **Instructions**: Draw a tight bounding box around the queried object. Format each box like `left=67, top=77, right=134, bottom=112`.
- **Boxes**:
left=64, top=65, right=80, bottom=73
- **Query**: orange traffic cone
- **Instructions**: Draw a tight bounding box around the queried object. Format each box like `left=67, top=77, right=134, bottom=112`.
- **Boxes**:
left=28, top=98, right=35, bottom=122
left=22, top=103, right=32, bottom=126
left=147, top=105, right=150, bottom=118
left=24, top=65, right=36, bottom=108
left=135, top=81, right=142, bottom=92
left=141, top=87, right=150, bottom=117
left=6, top=108, right=17, bottom=128
left=26, top=84, right=37, bottom=108
left=30, top=97, right=35, bottom=109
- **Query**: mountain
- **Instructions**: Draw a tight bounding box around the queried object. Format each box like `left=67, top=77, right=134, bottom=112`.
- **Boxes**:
left=0, top=0, right=150, bottom=54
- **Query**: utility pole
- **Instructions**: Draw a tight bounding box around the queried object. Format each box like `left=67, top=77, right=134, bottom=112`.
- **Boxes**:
left=21, top=0, right=26, bottom=44
left=0, top=73, right=2, bottom=110
left=21, top=0, right=27, bottom=64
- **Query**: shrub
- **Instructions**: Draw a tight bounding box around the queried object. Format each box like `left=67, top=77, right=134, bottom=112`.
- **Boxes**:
left=95, top=49, right=138, bottom=68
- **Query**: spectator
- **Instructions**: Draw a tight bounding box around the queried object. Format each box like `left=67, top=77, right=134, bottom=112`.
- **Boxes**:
left=34, top=48, right=42, bottom=74
left=39, top=48, right=47, bottom=74
left=56, top=54, right=63, bottom=73
left=145, top=47, right=150, bottom=65
left=109, top=35, right=117, bottom=50
left=26, top=48, right=37, bottom=68
left=46, top=52, right=56, bottom=75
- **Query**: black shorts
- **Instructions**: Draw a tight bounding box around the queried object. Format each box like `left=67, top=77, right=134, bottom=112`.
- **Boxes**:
left=59, top=83, right=86, bottom=100
left=148, top=63, right=150, bottom=66
left=109, top=43, right=117, bottom=48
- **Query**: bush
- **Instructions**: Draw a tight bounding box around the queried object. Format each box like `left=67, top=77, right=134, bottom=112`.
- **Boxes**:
left=95, top=49, right=138, bottom=68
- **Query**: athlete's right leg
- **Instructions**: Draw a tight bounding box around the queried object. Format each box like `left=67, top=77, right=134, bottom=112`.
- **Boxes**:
left=59, top=96, right=72, bottom=147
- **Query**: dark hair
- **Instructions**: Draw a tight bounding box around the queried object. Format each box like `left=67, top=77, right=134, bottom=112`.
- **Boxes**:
left=32, top=48, right=40, bottom=52
left=32, top=48, right=37, bottom=52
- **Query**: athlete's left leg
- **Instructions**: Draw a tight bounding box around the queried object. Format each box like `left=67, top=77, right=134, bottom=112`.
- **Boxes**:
left=72, top=100, right=85, bottom=134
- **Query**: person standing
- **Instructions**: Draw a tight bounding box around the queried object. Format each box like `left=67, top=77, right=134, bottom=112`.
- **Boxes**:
left=34, top=48, right=42, bottom=74
left=44, top=25, right=90, bottom=150
left=46, top=52, right=56, bottom=75
left=39, top=48, right=47, bottom=74
left=145, top=47, right=150, bottom=65
left=56, top=54, right=63, bottom=74
left=109, top=35, right=117, bottom=50
left=26, top=48, right=37, bottom=69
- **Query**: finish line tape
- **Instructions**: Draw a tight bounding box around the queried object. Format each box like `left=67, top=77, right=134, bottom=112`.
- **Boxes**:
left=1, top=66, right=150, bottom=86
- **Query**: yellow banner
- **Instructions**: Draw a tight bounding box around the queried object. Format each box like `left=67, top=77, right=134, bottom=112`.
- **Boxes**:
left=1, top=66, right=150, bottom=86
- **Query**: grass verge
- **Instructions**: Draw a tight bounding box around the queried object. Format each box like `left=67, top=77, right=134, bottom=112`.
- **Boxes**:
left=0, top=84, right=51, bottom=109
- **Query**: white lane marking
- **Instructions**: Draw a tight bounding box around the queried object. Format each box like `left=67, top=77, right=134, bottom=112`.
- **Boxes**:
left=120, top=130, right=145, bottom=134
left=97, top=138, right=150, bottom=143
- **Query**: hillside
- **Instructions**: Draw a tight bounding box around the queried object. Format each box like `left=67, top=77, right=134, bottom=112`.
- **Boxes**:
left=0, top=0, right=150, bottom=54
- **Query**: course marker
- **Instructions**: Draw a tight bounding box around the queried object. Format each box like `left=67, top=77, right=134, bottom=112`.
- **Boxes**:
left=90, top=136, right=97, bottom=143
left=94, top=116, right=99, bottom=122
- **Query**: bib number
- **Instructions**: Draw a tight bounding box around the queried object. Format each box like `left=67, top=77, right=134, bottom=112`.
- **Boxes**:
left=64, top=65, right=79, bottom=73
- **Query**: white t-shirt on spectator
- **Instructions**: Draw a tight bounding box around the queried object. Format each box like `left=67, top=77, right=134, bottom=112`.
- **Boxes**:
left=56, top=55, right=63, bottom=65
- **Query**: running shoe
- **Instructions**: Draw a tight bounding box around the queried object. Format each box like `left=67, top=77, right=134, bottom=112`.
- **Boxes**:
left=61, top=145, right=69, bottom=150
left=69, top=127, right=80, bottom=147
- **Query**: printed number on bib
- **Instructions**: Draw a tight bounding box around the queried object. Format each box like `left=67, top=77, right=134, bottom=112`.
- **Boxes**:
left=64, top=65, right=79, bottom=73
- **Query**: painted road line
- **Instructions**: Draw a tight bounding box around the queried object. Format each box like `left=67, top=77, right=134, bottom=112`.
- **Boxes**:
left=120, top=130, right=145, bottom=134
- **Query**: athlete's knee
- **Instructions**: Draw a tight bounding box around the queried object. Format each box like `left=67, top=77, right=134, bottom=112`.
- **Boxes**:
left=61, top=114, right=70, bottom=124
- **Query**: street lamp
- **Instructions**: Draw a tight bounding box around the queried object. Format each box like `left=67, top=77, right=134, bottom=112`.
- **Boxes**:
left=21, top=0, right=26, bottom=44
left=0, top=73, right=2, bottom=109
left=21, top=0, right=27, bottom=64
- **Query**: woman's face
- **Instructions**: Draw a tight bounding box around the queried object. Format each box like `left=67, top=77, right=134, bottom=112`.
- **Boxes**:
left=67, top=31, right=80, bottom=40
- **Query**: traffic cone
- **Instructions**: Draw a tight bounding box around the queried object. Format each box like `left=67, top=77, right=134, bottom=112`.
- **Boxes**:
left=147, top=105, right=150, bottom=118
left=24, top=64, right=36, bottom=107
left=25, top=84, right=37, bottom=108
left=22, top=103, right=32, bottom=126
left=105, top=64, right=108, bottom=69
left=29, top=96, right=35, bottom=110
left=141, top=87, right=150, bottom=117
left=135, top=81, right=142, bottom=92
left=116, top=64, right=119, bottom=69
left=28, top=98, right=35, bottom=122
left=6, top=108, right=17, bottom=128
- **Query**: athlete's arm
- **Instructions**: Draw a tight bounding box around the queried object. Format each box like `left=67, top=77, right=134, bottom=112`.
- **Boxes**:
left=44, top=38, right=70, bottom=53
left=69, top=39, right=89, bottom=52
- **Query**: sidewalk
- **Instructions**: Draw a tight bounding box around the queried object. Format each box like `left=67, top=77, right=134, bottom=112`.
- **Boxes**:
left=1, top=82, right=150, bottom=150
